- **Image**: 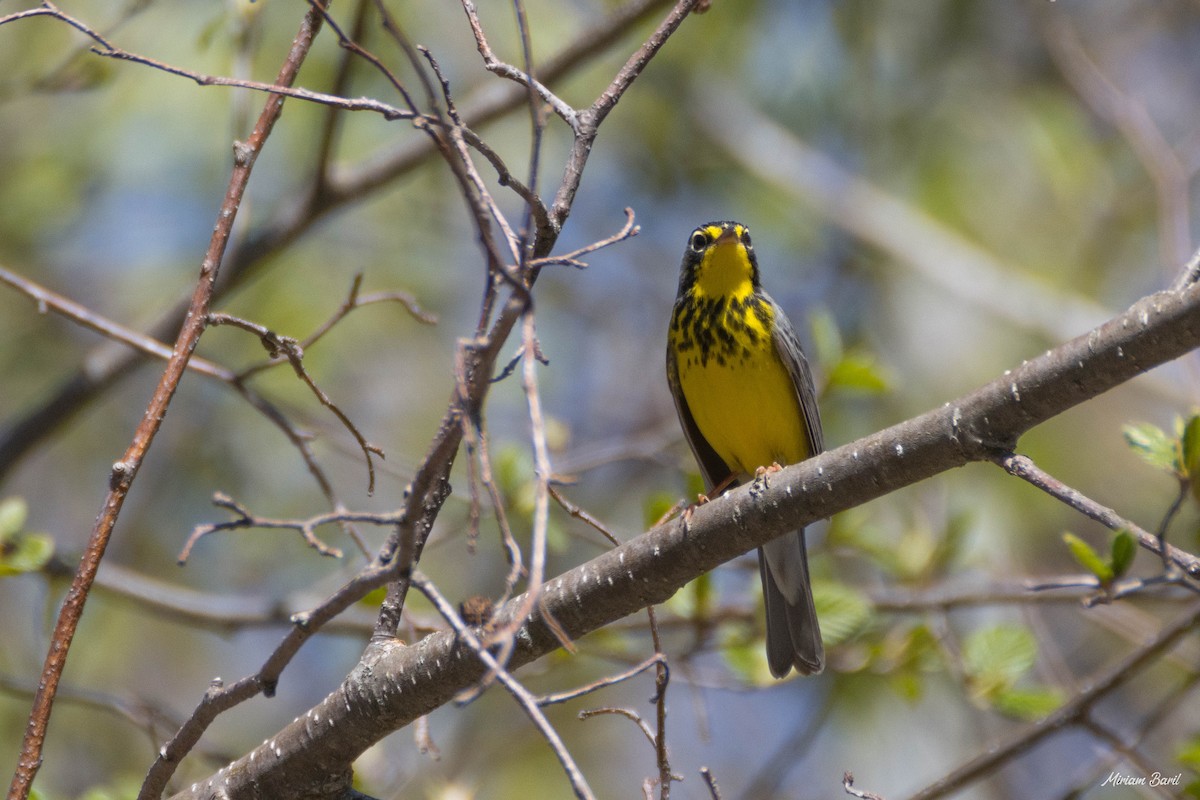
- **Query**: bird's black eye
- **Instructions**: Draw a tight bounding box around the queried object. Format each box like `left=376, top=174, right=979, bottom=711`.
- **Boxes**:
left=740, top=229, right=752, bottom=248
left=689, top=231, right=709, bottom=253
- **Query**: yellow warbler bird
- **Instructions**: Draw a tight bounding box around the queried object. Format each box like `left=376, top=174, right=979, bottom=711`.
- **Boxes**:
left=666, top=221, right=824, bottom=677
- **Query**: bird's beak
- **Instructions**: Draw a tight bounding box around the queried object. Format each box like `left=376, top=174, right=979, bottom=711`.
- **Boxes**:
left=715, top=227, right=738, bottom=246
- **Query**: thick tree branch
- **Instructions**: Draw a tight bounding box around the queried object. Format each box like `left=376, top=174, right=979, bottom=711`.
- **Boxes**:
left=171, top=277, right=1200, bottom=799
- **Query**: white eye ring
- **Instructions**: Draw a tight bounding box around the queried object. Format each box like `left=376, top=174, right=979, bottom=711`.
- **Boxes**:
left=689, top=231, right=708, bottom=252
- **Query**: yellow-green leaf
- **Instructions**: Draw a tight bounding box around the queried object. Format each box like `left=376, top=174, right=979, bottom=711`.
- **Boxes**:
left=826, top=353, right=890, bottom=395
left=1110, top=529, right=1136, bottom=579
left=0, top=497, right=27, bottom=540
left=812, top=580, right=871, bottom=647
left=963, top=624, right=1037, bottom=692
left=1122, top=422, right=1179, bottom=474
left=1063, top=532, right=1113, bottom=583
left=643, top=490, right=681, bottom=530
left=1176, top=735, right=1200, bottom=771
left=1183, top=414, right=1200, bottom=500
left=0, top=532, right=53, bottom=576
left=992, top=686, right=1062, bottom=720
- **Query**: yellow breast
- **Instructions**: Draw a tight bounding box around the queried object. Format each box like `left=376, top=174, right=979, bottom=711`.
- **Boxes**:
left=676, top=332, right=808, bottom=477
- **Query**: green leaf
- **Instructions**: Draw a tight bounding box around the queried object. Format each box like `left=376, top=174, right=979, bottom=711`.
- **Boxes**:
left=895, top=527, right=936, bottom=580
left=1063, top=532, right=1113, bottom=583
left=808, top=309, right=843, bottom=368
left=666, top=573, right=712, bottom=619
left=963, top=624, right=1038, bottom=697
left=812, top=581, right=871, bottom=647
left=358, top=586, right=388, bottom=607
left=0, top=496, right=28, bottom=540
left=930, top=511, right=972, bottom=575
left=643, top=491, right=682, bottom=529
left=992, top=686, right=1062, bottom=720
left=0, top=531, right=54, bottom=576
left=720, top=626, right=774, bottom=685
left=826, top=353, right=890, bottom=395
left=1177, top=735, right=1200, bottom=771
left=1110, top=529, right=1136, bottom=579
left=1122, top=422, right=1180, bottom=474
left=1184, top=414, right=1200, bottom=500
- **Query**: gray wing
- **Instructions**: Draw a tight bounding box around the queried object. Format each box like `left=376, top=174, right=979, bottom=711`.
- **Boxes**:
left=766, top=294, right=823, bottom=457
left=762, top=293, right=825, bottom=676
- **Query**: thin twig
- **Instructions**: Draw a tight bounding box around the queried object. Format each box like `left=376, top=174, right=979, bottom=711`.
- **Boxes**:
left=578, top=706, right=657, bottom=748
left=529, top=207, right=640, bottom=269
left=97, top=42, right=420, bottom=121
left=844, top=772, right=887, bottom=800
left=177, top=493, right=405, bottom=563
left=410, top=572, right=597, bottom=800
left=549, top=484, right=621, bottom=546
left=537, top=655, right=666, bottom=706
left=208, top=312, right=385, bottom=495
left=0, top=264, right=375, bottom=559
left=1170, top=245, right=1200, bottom=292
left=0, top=0, right=677, bottom=483
left=0, top=2, right=115, bottom=48
left=459, top=0, right=579, bottom=130
left=549, top=0, right=699, bottom=225
left=993, top=452, right=1200, bottom=580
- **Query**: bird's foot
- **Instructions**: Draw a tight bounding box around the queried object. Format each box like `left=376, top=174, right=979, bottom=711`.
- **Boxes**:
left=751, top=462, right=784, bottom=497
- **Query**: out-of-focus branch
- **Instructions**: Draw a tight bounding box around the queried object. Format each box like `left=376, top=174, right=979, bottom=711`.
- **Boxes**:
left=1036, top=10, right=1194, bottom=272
left=698, top=89, right=1115, bottom=347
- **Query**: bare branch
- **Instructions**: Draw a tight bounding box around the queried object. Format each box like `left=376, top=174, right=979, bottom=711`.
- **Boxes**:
left=537, top=656, right=667, bottom=707
left=550, top=0, right=699, bottom=226
left=95, top=40, right=419, bottom=121
left=844, top=773, right=887, bottom=800
left=0, top=264, right=377, bottom=559
left=207, top=312, right=386, bottom=495
left=529, top=207, right=641, bottom=269
left=168, top=276, right=1200, bottom=798
left=700, top=767, right=723, bottom=800
left=0, top=0, right=676, bottom=482
left=993, top=452, right=1200, bottom=579
left=410, top=572, right=597, bottom=800
left=177, top=493, right=406, bottom=563
left=459, top=0, right=580, bottom=130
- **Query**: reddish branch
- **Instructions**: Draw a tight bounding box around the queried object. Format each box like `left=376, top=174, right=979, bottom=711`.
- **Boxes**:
left=4, top=6, right=326, bottom=800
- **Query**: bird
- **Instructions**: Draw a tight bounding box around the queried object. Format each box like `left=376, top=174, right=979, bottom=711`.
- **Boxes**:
left=666, top=220, right=824, bottom=677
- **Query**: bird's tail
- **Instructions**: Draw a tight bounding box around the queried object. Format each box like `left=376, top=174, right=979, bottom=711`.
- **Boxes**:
left=759, top=529, right=824, bottom=677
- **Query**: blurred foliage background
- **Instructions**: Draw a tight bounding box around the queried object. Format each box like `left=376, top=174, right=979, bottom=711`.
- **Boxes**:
left=2, top=0, right=1200, bottom=798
